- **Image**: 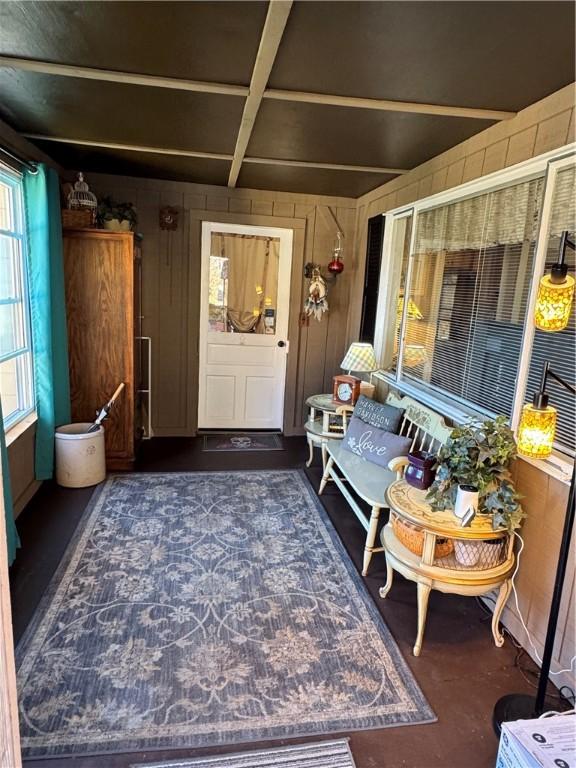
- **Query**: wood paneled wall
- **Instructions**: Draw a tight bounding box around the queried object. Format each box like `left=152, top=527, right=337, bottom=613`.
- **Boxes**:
left=347, top=83, right=576, bottom=344
left=86, top=173, right=357, bottom=436
left=352, top=83, right=576, bottom=691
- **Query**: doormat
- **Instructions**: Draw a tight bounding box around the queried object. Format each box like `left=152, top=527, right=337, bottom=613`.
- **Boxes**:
left=16, top=471, right=435, bottom=759
left=202, top=433, right=283, bottom=451
left=131, top=738, right=356, bottom=767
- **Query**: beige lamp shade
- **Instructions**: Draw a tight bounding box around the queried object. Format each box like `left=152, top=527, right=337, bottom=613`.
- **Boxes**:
left=341, top=342, right=378, bottom=373
left=517, top=403, right=557, bottom=459
left=403, top=344, right=428, bottom=368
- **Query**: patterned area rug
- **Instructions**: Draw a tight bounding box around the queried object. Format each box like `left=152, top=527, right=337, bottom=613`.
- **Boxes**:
left=17, top=471, right=434, bottom=758
left=131, top=738, right=356, bottom=767
left=202, top=433, right=283, bottom=451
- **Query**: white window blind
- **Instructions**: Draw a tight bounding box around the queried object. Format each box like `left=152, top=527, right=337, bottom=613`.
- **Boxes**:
left=398, top=176, right=544, bottom=417
left=526, top=164, right=575, bottom=454
left=0, top=165, right=33, bottom=428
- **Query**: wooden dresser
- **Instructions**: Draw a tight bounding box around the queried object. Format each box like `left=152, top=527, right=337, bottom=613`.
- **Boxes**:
left=63, top=228, right=143, bottom=470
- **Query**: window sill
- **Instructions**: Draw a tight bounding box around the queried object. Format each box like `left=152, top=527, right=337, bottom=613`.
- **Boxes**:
left=372, top=371, right=574, bottom=486
left=5, top=411, right=37, bottom=447
left=518, top=452, right=573, bottom=485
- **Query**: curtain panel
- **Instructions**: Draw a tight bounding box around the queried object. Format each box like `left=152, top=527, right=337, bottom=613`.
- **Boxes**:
left=23, top=165, right=71, bottom=480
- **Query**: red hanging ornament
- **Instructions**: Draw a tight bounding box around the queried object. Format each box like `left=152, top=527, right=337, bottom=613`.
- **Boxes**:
left=327, top=231, right=344, bottom=275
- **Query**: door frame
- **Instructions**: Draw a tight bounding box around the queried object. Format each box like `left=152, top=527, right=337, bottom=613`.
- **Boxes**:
left=197, top=221, right=294, bottom=429
left=187, top=211, right=306, bottom=436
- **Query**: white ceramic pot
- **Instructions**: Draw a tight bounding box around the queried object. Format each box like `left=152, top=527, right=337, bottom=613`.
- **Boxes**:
left=454, top=484, right=479, bottom=520
left=454, top=539, right=481, bottom=566
left=103, top=218, right=132, bottom=232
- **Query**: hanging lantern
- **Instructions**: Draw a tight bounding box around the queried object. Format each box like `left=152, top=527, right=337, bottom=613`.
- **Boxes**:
left=327, top=231, right=344, bottom=275
left=534, top=231, right=575, bottom=332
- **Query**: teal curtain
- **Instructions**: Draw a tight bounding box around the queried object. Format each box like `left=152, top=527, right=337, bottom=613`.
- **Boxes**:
left=23, top=165, right=71, bottom=480
left=0, top=398, right=19, bottom=565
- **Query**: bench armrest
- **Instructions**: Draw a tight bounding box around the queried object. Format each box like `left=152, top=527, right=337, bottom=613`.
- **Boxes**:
left=335, top=404, right=355, bottom=433
left=388, top=456, right=410, bottom=479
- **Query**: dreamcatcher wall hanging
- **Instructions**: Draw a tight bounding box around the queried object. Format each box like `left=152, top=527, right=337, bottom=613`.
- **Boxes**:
left=303, top=230, right=344, bottom=322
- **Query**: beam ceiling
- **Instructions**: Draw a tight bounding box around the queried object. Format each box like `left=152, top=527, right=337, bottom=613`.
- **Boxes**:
left=0, top=0, right=573, bottom=197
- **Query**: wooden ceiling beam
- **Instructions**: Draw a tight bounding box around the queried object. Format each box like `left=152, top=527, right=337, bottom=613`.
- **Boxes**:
left=23, top=134, right=407, bottom=174
left=0, top=55, right=248, bottom=98
left=262, top=89, right=516, bottom=121
left=244, top=156, right=406, bottom=175
left=0, top=55, right=516, bottom=121
left=227, top=0, right=293, bottom=188
left=22, top=135, right=234, bottom=162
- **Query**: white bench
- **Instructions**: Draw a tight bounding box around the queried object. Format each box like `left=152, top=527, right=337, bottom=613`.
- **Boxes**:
left=318, top=393, right=451, bottom=575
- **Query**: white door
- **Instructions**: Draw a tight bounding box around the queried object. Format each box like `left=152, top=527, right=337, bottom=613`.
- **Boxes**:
left=198, top=221, right=293, bottom=430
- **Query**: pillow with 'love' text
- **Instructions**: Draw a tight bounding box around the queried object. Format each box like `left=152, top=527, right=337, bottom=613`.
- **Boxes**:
left=342, top=415, right=412, bottom=469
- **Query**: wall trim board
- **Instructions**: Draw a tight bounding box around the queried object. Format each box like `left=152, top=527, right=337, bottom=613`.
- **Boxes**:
left=187, top=210, right=307, bottom=436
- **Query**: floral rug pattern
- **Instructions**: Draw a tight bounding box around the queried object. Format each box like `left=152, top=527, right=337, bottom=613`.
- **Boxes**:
left=17, top=471, right=434, bottom=757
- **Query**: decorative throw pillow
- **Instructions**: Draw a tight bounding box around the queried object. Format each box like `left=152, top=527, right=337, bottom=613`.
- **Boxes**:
left=353, top=396, right=404, bottom=434
left=343, top=415, right=413, bottom=468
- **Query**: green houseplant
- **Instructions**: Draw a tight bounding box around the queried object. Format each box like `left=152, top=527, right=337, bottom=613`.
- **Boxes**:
left=97, top=196, right=138, bottom=231
left=426, top=416, right=524, bottom=531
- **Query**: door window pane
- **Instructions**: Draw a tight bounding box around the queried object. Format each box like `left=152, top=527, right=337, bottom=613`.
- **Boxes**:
left=208, top=232, right=280, bottom=334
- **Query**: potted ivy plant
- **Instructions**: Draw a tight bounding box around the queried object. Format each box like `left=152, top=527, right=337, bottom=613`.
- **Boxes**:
left=97, top=196, right=138, bottom=231
left=426, top=415, right=524, bottom=533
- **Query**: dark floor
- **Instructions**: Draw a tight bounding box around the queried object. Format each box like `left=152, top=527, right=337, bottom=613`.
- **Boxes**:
left=10, top=437, right=549, bottom=768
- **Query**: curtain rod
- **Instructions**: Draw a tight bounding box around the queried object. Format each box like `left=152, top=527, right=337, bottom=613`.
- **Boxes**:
left=0, top=145, right=38, bottom=174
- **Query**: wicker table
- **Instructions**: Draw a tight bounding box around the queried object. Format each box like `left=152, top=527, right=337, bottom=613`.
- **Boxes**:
left=380, top=479, right=515, bottom=656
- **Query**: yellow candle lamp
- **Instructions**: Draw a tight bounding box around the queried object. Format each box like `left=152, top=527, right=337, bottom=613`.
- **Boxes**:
left=517, top=403, right=557, bottom=459
left=534, top=273, right=575, bottom=332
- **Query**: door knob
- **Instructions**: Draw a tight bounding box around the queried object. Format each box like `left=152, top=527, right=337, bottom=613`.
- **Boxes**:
left=277, top=340, right=286, bottom=347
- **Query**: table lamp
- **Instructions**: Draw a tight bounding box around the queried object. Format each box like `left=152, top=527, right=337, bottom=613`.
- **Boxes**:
left=341, top=342, right=378, bottom=398
left=493, top=232, right=575, bottom=733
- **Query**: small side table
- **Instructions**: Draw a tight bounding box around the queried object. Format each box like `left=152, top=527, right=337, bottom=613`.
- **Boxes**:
left=381, top=479, right=515, bottom=656
left=304, top=393, right=346, bottom=470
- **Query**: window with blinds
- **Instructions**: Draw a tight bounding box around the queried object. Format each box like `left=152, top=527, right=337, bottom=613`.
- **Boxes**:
left=396, top=175, right=545, bottom=417
left=526, top=165, right=575, bottom=454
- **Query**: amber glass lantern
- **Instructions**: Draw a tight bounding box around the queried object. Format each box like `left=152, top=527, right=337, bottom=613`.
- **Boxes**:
left=517, top=402, right=557, bottom=459
left=534, top=273, right=575, bottom=332
left=534, top=231, right=575, bottom=332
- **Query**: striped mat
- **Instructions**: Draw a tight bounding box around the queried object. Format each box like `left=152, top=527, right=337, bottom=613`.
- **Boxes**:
left=131, top=739, right=356, bottom=767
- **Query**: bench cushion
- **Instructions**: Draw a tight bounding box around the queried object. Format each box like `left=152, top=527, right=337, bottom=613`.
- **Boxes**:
left=327, top=441, right=396, bottom=507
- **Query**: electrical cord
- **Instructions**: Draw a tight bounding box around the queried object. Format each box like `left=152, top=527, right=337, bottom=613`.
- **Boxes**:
left=510, top=531, right=576, bottom=676
left=538, top=708, right=575, bottom=718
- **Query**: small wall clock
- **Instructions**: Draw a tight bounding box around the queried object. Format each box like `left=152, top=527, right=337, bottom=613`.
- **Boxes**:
left=332, top=374, right=361, bottom=405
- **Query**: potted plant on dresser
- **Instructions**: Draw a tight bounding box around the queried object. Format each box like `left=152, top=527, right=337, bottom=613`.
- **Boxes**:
left=97, top=196, right=138, bottom=231
left=426, top=416, right=524, bottom=564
